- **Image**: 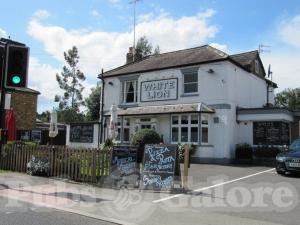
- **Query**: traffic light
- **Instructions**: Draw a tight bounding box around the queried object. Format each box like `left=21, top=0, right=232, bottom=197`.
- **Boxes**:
left=5, top=44, right=29, bottom=88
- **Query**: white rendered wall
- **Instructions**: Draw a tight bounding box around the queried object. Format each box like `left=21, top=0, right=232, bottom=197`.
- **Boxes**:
left=103, top=60, right=273, bottom=160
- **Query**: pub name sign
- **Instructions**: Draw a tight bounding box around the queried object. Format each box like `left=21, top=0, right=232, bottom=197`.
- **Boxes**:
left=140, top=78, right=178, bottom=102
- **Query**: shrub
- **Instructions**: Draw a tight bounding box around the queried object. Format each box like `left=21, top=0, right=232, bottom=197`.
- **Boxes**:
left=27, top=156, right=50, bottom=176
left=101, top=138, right=114, bottom=150
left=235, top=143, right=253, bottom=160
left=253, top=146, right=281, bottom=158
left=130, top=129, right=161, bottom=163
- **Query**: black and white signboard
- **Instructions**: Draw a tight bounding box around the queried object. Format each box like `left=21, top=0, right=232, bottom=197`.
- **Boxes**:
left=253, top=121, right=290, bottom=145
left=141, top=144, right=177, bottom=191
left=70, top=124, right=94, bottom=143
left=111, top=145, right=138, bottom=177
left=140, top=78, right=178, bottom=102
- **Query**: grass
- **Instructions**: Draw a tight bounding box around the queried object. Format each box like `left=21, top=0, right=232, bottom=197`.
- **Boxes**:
left=0, top=170, right=10, bottom=174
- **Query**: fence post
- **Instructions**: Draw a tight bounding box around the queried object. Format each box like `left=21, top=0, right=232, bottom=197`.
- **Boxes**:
left=183, top=145, right=190, bottom=189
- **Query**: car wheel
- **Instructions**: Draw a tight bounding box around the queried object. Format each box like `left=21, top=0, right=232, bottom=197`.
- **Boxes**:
left=276, top=170, right=286, bottom=175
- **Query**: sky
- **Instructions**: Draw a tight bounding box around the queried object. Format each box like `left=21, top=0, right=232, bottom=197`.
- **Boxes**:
left=0, top=0, right=300, bottom=113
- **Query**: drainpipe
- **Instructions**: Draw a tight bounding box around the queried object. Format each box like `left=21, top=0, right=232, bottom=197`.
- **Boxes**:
left=266, top=83, right=270, bottom=107
left=98, top=69, right=105, bottom=146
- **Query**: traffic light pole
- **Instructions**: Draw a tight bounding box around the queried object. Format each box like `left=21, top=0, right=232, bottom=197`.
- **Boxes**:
left=0, top=42, right=7, bottom=158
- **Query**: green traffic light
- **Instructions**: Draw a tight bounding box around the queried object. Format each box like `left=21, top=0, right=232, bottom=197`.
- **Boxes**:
left=12, top=75, right=21, bottom=84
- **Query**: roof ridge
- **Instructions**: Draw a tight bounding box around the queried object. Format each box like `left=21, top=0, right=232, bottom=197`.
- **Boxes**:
left=230, top=50, right=258, bottom=57
left=147, top=44, right=209, bottom=58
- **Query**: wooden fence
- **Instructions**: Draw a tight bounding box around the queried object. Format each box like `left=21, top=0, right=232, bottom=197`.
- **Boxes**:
left=0, top=144, right=112, bottom=183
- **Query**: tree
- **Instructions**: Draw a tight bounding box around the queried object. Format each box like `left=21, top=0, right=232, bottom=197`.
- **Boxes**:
left=37, top=111, right=50, bottom=123
left=135, top=36, right=160, bottom=59
left=55, top=46, right=86, bottom=111
left=85, top=85, right=101, bottom=121
left=275, top=88, right=300, bottom=111
left=57, top=108, right=85, bottom=123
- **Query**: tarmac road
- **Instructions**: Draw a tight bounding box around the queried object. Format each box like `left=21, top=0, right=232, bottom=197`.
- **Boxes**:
left=0, top=196, right=117, bottom=225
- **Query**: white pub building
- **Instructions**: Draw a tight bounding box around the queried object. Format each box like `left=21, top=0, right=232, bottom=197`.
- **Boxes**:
left=100, top=45, right=293, bottom=163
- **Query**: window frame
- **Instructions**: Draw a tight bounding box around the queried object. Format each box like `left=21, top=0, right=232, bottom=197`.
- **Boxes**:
left=115, top=117, right=130, bottom=143
left=181, top=68, right=199, bottom=95
left=171, top=114, right=200, bottom=144
left=201, top=114, right=209, bottom=144
left=122, top=80, right=138, bottom=104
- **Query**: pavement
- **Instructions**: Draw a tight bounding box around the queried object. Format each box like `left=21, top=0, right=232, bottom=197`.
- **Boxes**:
left=0, top=164, right=299, bottom=225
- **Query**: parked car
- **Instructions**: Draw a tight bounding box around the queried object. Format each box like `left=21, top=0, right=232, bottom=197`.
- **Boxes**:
left=276, top=139, right=300, bottom=175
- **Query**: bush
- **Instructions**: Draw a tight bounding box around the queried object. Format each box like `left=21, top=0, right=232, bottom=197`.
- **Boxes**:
left=235, top=143, right=253, bottom=160
left=253, top=146, right=281, bottom=158
left=27, top=156, right=50, bottom=176
left=130, top=129, right=161, bottom=163
left=178, top=143, right=197, bottom=163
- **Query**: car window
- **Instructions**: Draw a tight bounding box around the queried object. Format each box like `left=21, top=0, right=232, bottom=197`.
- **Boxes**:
left=290, top=139, right=300, bottom=150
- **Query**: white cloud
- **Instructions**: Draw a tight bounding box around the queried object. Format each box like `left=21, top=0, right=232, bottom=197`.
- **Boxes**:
left=32, top=10, right=50, bottom=20
left=108, top=0, right=120, bottom=5
left=29, top=57, right=95, bottom=112
left=0, top=28, right=7, bottom=38
left=90, top=10, right=100, bottom=17
left=28, top=57, right=61, bottom=101
left=262, top=52, right=300, bottom=92
left=279, top=15, right=300, bottom=48
left=27, top=9, right=218, bottom=76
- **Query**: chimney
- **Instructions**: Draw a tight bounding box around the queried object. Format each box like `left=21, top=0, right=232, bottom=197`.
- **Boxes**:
left=126, top=47, right=134, bottom=64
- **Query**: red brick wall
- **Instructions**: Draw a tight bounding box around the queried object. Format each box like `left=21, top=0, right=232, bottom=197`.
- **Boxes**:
left=10, top=91, right=38, bottom=130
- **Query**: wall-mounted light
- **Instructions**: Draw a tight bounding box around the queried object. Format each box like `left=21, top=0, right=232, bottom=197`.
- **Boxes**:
left=108, top=81, right=114, bottom=86
left=207, top=68, right=214, bottom=74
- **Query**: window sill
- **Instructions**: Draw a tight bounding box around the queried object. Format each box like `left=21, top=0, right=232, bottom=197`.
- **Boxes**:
left=118, top=103, right=138, bottom=109
left=199, top=144, right=214, bottom=147
left=180, top=93, right=199, bottom=97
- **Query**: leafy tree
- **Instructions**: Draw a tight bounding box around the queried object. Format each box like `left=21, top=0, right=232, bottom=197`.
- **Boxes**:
left=57, top=107, right=85, bottom=123
left=37, top=111, right=50, bottom=123
left=85, top=85, right=101, bottom=121
left=275, top=88, right=300, bottom=111
left=55, top=46, right=86, bottom=111
left=135, top=36, right=160, bottom=59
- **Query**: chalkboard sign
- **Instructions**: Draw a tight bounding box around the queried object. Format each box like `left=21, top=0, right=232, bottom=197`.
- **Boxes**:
left=141, top=144, right=177, bottom=191
left=111, top=145, right=138, bottom=177
left=70, top=124, right=94, bottom=143
left=253, top=122, right=290, bottom=145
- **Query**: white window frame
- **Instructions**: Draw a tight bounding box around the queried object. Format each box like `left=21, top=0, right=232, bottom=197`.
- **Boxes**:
left=201, top=114, right=209, bottom=144
left=115, top=117, right=131, bottom=143
left=171, top=114, right=199, bottom=144
left=182, top=70, right=198, bottom=94
left=122, top=80, right=138, bottom=104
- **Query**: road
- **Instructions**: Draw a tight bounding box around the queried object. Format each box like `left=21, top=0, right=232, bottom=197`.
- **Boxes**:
left=0, top=196, right=117, bottom=225
left=0, top=165, right=299, bottom=225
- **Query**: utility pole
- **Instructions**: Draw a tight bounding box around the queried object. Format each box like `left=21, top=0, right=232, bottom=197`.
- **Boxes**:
left=129, top=0, right=141, bottom=61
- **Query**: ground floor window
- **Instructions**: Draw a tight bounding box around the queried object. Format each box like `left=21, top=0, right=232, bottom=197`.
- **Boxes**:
left=116, top=118, right=130, bottom=143
left=171, top=114, right=199, bottom=144
left=201, top=114, right=209, bottom=144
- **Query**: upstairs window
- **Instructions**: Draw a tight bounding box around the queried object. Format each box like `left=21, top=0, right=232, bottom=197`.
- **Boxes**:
left=182, top=68, right=198, bottom=94
left=123, top=80, right=137, bottom=103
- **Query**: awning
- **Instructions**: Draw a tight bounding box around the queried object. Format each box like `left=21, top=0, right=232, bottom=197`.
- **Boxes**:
left=104, top=103, right=215, bottom=116
left=237, top=108, right=294, bottom=122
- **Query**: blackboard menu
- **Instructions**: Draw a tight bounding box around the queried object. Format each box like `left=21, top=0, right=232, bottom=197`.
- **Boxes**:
left=70, top=124, right=94, bottom=143
left=111, top=145, right=138, bottom=177
left=141, top=144, right=176, bottom=191
left=253, top=122, right=290, bottom=145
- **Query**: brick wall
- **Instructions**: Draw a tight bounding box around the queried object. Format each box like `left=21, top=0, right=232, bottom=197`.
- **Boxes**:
left=291, top=117, right=300, bottom=142
left=10, top=90, right=38, bottom=130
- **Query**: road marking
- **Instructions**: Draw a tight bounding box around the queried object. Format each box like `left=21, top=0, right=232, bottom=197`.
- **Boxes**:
left=153, top=168, right=275, bottom=203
